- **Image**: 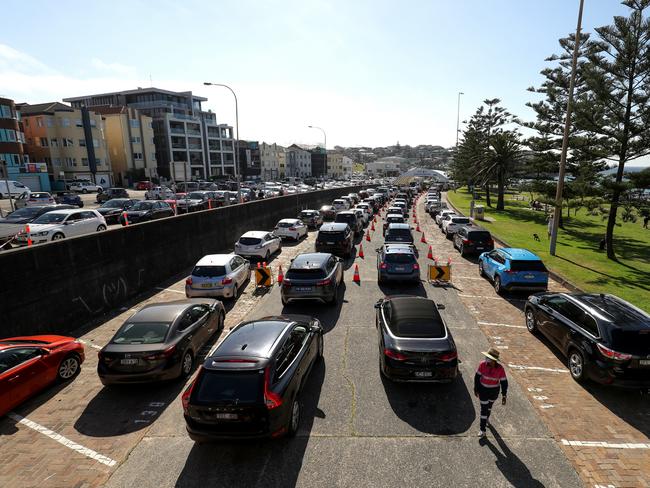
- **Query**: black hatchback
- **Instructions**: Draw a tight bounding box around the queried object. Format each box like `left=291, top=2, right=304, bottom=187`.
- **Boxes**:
left=183, top=316, right=323, bottom=440
left=525, top=293, right=650, bottom=389
left=453, top=226, right=494, bottom=256
left=315, top=222, right=354, bottom=258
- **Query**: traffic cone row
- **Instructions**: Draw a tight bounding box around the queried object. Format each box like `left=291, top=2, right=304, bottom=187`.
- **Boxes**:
left=277, top=264, right=284, bottom=284
left=353, top=264, right=360, bottom=283
left=122, top=211, right=130, bottom=226
left=25, top=224, right=32, bottom=247
left=427, top=245, right=433, bottom=260
left=358, top=243, right=364, bottom=259
left=420, top=232, right=427, bottom=243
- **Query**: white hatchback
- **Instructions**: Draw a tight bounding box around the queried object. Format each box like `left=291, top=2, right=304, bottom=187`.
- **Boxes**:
left=332, top=199, right=349, bottom=211
left=274, top=218, right=308, bottom=241
left=16, top=209, right=106, bottom=245
left=185, top=254, right=251, bottom=300
left=235, top=231, right=282, bottom=261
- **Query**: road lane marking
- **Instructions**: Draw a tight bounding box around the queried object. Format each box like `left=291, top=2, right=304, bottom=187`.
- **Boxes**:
left=562, top=439, right=650, bottom=449
left=77, top=339, right=102, bottom=350
left=478, top=321, right=526, bottom=329
left=508, top=364, right=568, bottom=373
left=8, top=412, right=117, bottom=467
left=155, top=287, right=185, bottom=295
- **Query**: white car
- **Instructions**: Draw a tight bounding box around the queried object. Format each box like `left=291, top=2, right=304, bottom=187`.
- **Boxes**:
left=235, top=230, right=282, bottom=261
left=353, top=208, right=368, bottom=226
left=442, top=216, right=471, bottom=237
left=274, top=218, right=308, bottom=241
left=145, top=186, right=175, bottom=200
left=14, top=191, right=55, bottom=208
left=438, top=212, right=458, bottom=229
left=332, top=199, right=349, bottom=211
left=356, top=203, right=373, bottom=218
left=16, top=209, right=106, bottom=245
left=185, top=253, right=251, bottom=300
left=436, top=209, right=457, bottom=226
left=69, top=181, right=103, bottom=193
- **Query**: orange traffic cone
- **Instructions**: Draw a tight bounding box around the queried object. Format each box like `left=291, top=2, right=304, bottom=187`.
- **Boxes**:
left=420, top=232, right=427, bottom=243
left=416, top=223, right=421, bottom=232
left=122, top=211, right=129, bottom=226
left=365, top=231, right=371, bottom=242
left=373, top=216, right=377, bottom=224
left=358, top=244, right=365, bottom=259
left=371, top=221, right=376, bottom=231
left=257, top=262, right=261, bottom=268
left=25, top=224, right=32, bottom=247
left=277, top=264, right=284, bottom=284
left=427, top=245, right=433, bottom=260
left=353, top=264, right=360, bottom=283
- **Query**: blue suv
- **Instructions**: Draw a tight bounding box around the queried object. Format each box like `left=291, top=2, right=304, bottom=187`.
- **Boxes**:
left=478, top=248, right=548, bottom=294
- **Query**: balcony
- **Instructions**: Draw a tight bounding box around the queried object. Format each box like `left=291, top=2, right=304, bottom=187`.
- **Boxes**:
left=188, top=144, right=203, bottom=151
left=186, top=130, right=201, bottom=136
left=129, top=100, right=190, bottom=111
left=171, top=143, right=187, bottom=149
left=169, top=112, right=198, bottom=121
left=170, top=127, right=185, bottom=135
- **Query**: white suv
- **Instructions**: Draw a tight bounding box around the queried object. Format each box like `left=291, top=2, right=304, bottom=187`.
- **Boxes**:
left=274, top=218, right=308, bottom=241
left=16, top=209, right=106, bottom=245
left=234, top=231, right=282, bottom=261
left=69, top=181, right=103, bottom=193
left=435, top=209, right=457, bottom=226
left=332, top=199, right=349, bottom=211
left=442, top=216, right=471, bottom=238
left=185, top=254, right=251, bottom=300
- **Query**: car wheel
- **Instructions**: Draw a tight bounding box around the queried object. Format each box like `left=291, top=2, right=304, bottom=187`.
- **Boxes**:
left=317, top=332, right=324, bottom=360
left=82, top=189, right=88, bottom=194
left=52, top=232, right=65, bottom=240
left=180, top=351, right=194, bottom=378
left=478, top=261, right=486, bottom=277
left=459, top=244, right=466, bottom=257
left=265, top=251, right=271, bottom=262
left=97, top=224, right=106, bottom=232
left=232, top=283, right=239, bottom=300
left=281, top=296, right=289, bottom=306
left=525, top=308, right=538, bottom=333
left=494, top=275, right=503, bottom=295
left=568, top=349, right=586, bottom=383
left=218, top=311, right=225, bottom=332
left=287, top=397, right=301, bottom=437
left=57, top=354, right=81, bottom=382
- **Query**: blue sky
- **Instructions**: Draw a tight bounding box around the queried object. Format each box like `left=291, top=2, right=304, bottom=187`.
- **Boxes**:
left=0, top=0, right=635, bottom=152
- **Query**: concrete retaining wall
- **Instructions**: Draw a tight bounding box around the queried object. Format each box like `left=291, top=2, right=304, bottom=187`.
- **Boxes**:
left=0, top=187, right=363, bottom=338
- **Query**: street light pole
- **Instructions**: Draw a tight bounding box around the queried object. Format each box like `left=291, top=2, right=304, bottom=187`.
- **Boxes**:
left=203, top=82, right=241, bottom=203
left=308, top=125, right=326, bottom=184
left=550, top=0, right=585, bottom=256
left=455, top=92, right=464, bottom=148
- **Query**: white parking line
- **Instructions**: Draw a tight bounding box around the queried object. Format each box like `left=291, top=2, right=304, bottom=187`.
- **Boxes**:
left=508, top=364, right=568, bottom=373
left=77, top=339, right=102, bottom=350
left=8, top=412, right=117, bottom=467
left=478, top=321, right=526, bottom=329
left=155, top=286, right=185, bottom=295
left=458, top=294, right=527, bottom=302
left=561, top=439, right=650, bottom=449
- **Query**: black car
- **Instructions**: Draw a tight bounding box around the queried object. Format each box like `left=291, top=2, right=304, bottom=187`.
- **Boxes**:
left=281, top=253, right=344, bottom=306
left=315, top=223, right=354, bottom=258
left=98, top=299, right=225, bottom=385
left=97, top=187, right=129, bottom=203
left=119, top=200, right=175, bottom=225
left=54, top=192, right=84, bottom=207
left=375, top=296, right=458, bottom=382
left=335, top=210, right=362, bottom=236
left=524, top=293, right=650, bottom=389
left=183, top=315, right=323, bottom=440
left=96, top=198, right=139, bottom=225
left=453, top=226, right=494, bottom=256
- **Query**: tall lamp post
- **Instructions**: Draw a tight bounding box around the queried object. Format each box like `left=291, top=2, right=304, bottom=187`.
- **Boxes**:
left=308, top=125, right=326, bottom=184
left=550, top=0, right=585, bottom=256
left=455, top=91, right=464, bottom=148
left=203, top=82, right=241, bottom=203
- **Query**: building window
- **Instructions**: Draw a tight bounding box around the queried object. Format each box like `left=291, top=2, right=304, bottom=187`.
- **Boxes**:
left=50, top=138, right=58, bottom=147
left=65, top=157, right=76, bottom=168
left=93, top=139, right=99, bottom=148
left=151, top=137, right=155, bottom=145
left=133, top=152, right=143, bottom=160
left=53, top=158, right=61, bottom=166
left=39, top=137, right=48, bottom=147
left=62, top=118, right=70, bottom=127
left=46, top=117, right=53, bottom=127
left=79, top=139, right=86, bottom=147
left=90, top=119, right=96, bottom=127
left=81, top=158, right=89, bottom=166
left=130, top=119, right=140, bottom=128
left=75, top=119, right=83, bottom=127
left=96, top=158, right=102, bottom=165
left=130, top=136, right=141, bottom=144
left=63, top=138, right=73, bottom=147
left=36, top=117, right=43, bottom=127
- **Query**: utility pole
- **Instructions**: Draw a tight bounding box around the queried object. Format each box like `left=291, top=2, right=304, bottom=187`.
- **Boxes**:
left=550, top=0, right=585, bottom=256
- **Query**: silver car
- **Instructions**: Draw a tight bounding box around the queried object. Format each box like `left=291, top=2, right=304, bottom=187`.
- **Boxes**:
left=185, top=254, right=251, bottom=300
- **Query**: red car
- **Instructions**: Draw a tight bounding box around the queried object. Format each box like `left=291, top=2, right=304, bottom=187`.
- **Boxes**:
left=0, top=335, right=85, bottom=417
left=135, top=181, right=154, bottom=190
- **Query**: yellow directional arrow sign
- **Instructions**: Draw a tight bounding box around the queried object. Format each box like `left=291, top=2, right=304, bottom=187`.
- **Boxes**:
left=428, top=264, right=451, bottom=283
left=255, top=266, right=273, bottom=287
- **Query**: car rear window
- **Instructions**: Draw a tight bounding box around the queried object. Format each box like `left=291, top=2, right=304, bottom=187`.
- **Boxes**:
left=277, top=221, right=294, bottom=228
left=385, top=253, right=416, bottom=264
left=386, top=229, right=412, bottom=240
left=335, top=214, right=355, bottom=223
left=451, top=218, right=470, bottom=224
left=509, top=260, right=547, bottom=272
left=468, top=231, right=492, bottom=242
left=286, top=268, right=326, bottom=279
left=608, top=329, right=650, bottom=355
left=239, top=237, right=262, bottom=245
left=192, top=266, right=227, bottom=277
left=194, top=370, right=262, bottom=404
left=301, top=212, right=317, bottom=217
left=318, top=231, right=346, bottom=241
left=111, top=322, right=170, bottom=344
left=387, top=217, right=404, bottom=223
left=388, top=317, right=445, bottom=339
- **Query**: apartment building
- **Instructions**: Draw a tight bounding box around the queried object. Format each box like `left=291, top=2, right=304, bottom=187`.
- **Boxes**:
left=260, top=142, right=285, bottom=180
left=19, top=102, right=112, bottom=188
left=286, top=144, right=312, bottom=178
left=64, top=87, right=235, bottom=180
left=237, top=140, right=261, bottom=179
left=94, top=106, right=157, bottom=186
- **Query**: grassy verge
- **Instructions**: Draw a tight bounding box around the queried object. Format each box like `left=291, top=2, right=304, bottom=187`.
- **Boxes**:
left=446, top=188, right=650, bottom=313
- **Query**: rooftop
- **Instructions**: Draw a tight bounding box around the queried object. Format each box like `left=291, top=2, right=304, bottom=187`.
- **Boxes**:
left=63, top=87, right=207, bottom=102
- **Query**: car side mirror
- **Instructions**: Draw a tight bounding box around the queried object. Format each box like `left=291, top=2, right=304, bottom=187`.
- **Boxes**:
left=436, top=303, right=446, bottom=310
left=374, top=300, right=383, bottom=309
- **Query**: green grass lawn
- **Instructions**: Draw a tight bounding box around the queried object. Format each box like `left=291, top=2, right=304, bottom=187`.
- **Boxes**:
left=446, top=188, right=650, bottom=313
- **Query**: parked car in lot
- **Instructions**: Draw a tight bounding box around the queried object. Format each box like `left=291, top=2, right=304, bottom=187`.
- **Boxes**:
left=0, top=335, right=85, bottom=417
left=524, top=293, right=650, bottom=388
left=14, top=191, right=55, bottom=208
left=235, top=231, right=282, bottom=261
left=442, top=215, right=471, bottom=238
left=315, top=222, right=354, bottom=258
left=274, top=218, right=308, bottom=241
left=383, top=213, right=406, bottom=235
left=54, top=191, right=83, bottom=207
left=185, top=254, right=251, bottom=300
left=375, top=296, right=458, bottom=382
left=478, top=248, right=549, bottom=294
left=96, top=198, right=139, bottom=225
left=69, top=181, right=103, bottom=193
left=98, top=299, right=225, bottom=385
left=183, top=315, right=323, bottom=440
left=298, top=209, right=323, bottom=229
left=384, top=223, right=414, bottom=245
left=281, top=252, right=344, bottom=306
left=0, top=205, right=76, bottom=248
left=135, top=181, right=154, bottom=190
left=335, top=210, right=363, bottom=237
left=332, top=198, right=349, bottom=212
left=376, top=244, right=420, bottom=283
left=145, top=186, right=175, bottom=200
left=174, top=193, right=206, bottom=213
left=15, top=209, right=106, bottom=245
left=319, top=205, right=337, bottom=222
left=119, top=200, right=174, bottom=225
left=97, top=187, right=129, bottom=203
left=453, top=226, right=494, bottom=256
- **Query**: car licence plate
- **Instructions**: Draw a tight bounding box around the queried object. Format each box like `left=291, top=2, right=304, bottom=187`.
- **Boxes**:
left=215, top=413, right=238, bottom=420
left=201, top=283, right=213, bottom=288
left=640, top=359, right=650, bottom=366
left=120, top=359, right=138, bottom=365
left=326, top=241, right=335, bottom=245
left=394, top=266, right=406, bottom=271
left=524, top=274, right=535, bottom=279
left=414, top=371, right=433, bottom=377
left=295, top=287, right=313, bottom=292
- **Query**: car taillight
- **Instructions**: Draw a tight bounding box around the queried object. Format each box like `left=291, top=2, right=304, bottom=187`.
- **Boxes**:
left=289, top=227, right=296, bottom=231
left=264, top=366, right=283, bottom=409
left=487, top=239, right=494, bottom=246
left=186, top=277, right=193, bottom=285
left=384, top=348, right=407, bottom=361
left=413, top=263, right=420, bottom=270
left=596, top=343, right=632, bottom=361
left=221, top=277, right=233, bottom=285
left=316, top=278, right=332, bottom=286
left=380, top=263, right=388, bottom=269
left=462, top=239, right=472, bottom=245
left=212, top=359, right=259, bottom=363
left=182, top=376, right=197, bottom=412
left=438, top=351, right=458, bottom=362
left=144, top=345, right=176, bottom=361
left=283, top=278, right=292, bottom=287
left=505, top=269, right=517, bottom=274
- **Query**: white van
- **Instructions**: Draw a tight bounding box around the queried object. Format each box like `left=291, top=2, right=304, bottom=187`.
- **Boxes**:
left=0, top=180, right=30, bottom=198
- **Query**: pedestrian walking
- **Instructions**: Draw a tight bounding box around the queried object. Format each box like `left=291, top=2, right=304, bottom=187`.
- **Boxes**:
left=474, top=347, right=508, bottom=438
left=546, top=212, right=554, bottom=239
left=644, top=215, right=649, bottom=229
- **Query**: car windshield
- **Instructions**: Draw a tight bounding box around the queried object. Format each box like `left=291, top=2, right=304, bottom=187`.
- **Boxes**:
left=194, top=370, right=262, bottom=404
left=101, top=200, right=127, bottom=208
left=111, top=322, right=170, bottom=344
left=131, top=201, right=155, bottom=210
left=509, top=260, right=547, bottom=272
left=5, top=207, right=43, bottom=219
left=192, top=265, right=227, bottom=277
left=277, top=221, right=295, bottom=228
left=385, top=253, right=416, bottom=264
left=389, top=317, right=445, bottom=338
left=238, top=237, right=262, bottom=246
left=32, top=212, right=67, bottom=224
left=318, top=231, right=346, bottom=241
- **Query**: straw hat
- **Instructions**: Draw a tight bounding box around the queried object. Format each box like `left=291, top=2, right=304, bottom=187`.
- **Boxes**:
left=482, top=347, right=501, bottom=362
